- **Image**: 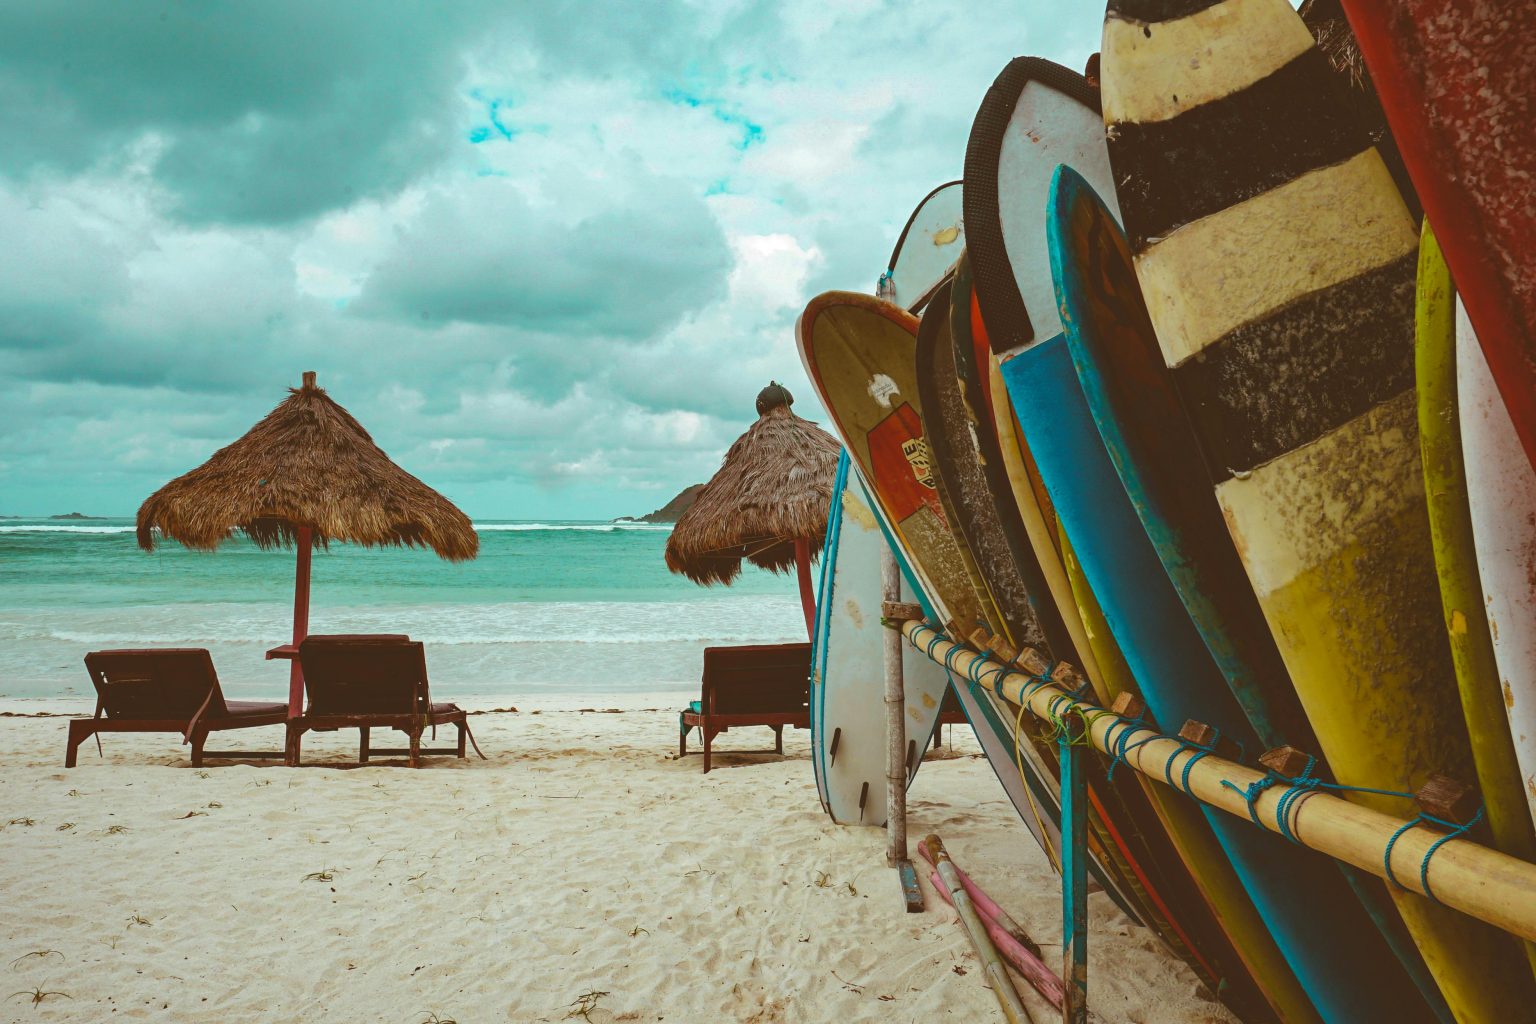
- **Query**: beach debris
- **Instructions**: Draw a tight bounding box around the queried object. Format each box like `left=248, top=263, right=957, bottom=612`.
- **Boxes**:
left=175, top=811, right=207, bottom=819
left=413, top=1013, right=458, bottom=1024
left=626, top=926, right=649, bottom=938
left=55, top=823, right=74, bottom=832
left=5, top=818, right=35, bottom=828
left=922, top=835, right=1034, bottom=1024
left=9, top=985, right=71, bottom=1006
left=830, top=969, right=864, bottom=993
left=8, top=951, right=63, bottom=969
left=302, top=869, right=337, bottom=883
left=101, top=825, right=129, bottom=835
left=125, top=914, right=150, bottom=928
left=563, top=989, right=610, bottom=1021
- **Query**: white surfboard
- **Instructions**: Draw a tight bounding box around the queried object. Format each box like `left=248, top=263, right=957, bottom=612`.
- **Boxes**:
left=811, top=453, right=951, bottom=825
left=877, top=181, right=963, bottom=313
left=1458, top=299, right=1536, bottom=829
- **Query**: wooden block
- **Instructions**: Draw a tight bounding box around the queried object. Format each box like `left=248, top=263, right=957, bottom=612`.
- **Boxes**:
left=1258, top=745, right=1314, bottom=779
left=897, top=859, right=924, bottom=913
left=880, top=601, right=925, bottom=623
left=1416, top=773, right=1480, bottom=825
left=1178, top=720, right=1242, bottom=761
left=1109, top=692, right=1146, bottom=720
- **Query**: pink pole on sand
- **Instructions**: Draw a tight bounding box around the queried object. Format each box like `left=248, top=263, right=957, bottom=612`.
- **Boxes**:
left=287, top=526, right=313, bottom=719
left=794, top=536, right=816, bottom=641
left=928, top=870, right=1065, bottom=1011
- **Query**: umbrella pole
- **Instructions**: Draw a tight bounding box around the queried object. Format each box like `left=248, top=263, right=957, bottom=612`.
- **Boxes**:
left=794, top=537, right=816, bottom=641
left=287, top=527, right=313, bottom=718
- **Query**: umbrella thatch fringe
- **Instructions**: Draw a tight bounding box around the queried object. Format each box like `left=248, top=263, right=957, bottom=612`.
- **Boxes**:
left=665, top=404, right=841, bottom=586
left=138, top=377, right=477, bottom=561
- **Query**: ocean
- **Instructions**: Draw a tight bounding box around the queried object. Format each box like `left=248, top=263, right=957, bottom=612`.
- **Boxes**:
left=0, top=518, right=804, bottom=702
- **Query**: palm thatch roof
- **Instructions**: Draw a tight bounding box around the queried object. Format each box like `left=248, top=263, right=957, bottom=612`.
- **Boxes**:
left=137, top=372, right=478, bottom=561
left=665, top=383, right=842, bottom=586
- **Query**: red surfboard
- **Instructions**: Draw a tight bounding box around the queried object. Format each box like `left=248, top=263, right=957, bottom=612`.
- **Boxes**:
left=1341, top=1, right=1536, bottom=473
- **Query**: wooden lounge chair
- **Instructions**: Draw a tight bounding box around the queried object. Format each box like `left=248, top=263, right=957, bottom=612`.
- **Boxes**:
left=69, top=649, right=287, bottom=767
left=678, top=642, right=812, bottom=773
left=288, top=634, right=484, bottom=768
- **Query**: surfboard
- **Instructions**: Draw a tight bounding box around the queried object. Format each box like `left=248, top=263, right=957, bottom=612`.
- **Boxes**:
left=877, top=180, right=964, bottom=313
left=1102, top=1, right=1536, bottom=1018
left=1459, top=304, right=1536, bottom=832
left=796, top=293, right=993, bottom=639
left=1052, top=163, right=1440, bottom=1024
left=1416, top=222, right=1536, bottom=913
left=915, top=278, right=1048, bottom=654
left=810, top=451, right=951, bottom=826
left=798, top=291, right=1137, bottom=913
left=796, top=292, right=1054, bottom=852
left=961, top=54, right=1314, bottom=1024
left=944, top=256, right=1254, bottom=999
left=1340, top=1, right=1536, bottom=475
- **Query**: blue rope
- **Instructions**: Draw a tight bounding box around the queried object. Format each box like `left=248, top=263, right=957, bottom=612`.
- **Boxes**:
left=1384, top=806, right=1484, bottom=903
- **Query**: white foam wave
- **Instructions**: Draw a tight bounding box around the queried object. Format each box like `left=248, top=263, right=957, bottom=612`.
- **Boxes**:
left=0, top=524, right=136, bottom=534
left=472, top=522, right=671, bottom=532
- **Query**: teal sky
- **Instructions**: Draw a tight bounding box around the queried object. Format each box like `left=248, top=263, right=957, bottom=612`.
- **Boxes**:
left=0, top=1, right=1095, bottom=520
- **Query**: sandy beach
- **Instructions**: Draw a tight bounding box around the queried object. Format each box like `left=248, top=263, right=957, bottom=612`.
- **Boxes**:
left=0, top=695, right=1234, bottom=1024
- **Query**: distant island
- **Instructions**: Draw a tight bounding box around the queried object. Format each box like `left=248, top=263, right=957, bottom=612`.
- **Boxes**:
left=50, top=512, right=107, bottom=520
left=614, top=484, right=704, bottom=524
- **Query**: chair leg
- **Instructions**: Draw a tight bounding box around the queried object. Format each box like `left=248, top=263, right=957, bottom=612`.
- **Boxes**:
left=359, top=727, right=370, bottom=764
left=679, top=726, right=687, bottom=758
left=774, top=725, right=784, bottom=754
left=190, top=728, right=208, bottom=767
left=456, top=721, right=467, bottom=758
left=285, top=723, right=303, bottom=767
left=65, top=721, right=94, bottom=768
left=409, top=729, right=422, bottom=769
left=702, top=725, right=712, bottom=774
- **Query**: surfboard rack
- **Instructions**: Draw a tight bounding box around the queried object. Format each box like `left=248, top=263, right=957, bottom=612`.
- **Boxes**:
left=898, top=619, right=1536, bottom=959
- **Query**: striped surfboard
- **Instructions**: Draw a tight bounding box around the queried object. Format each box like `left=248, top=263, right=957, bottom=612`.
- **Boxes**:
left=1102, top=0, right=1536, bottom=1019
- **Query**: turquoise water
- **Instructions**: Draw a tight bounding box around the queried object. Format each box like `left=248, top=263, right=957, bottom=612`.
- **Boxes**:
left=0, top=518, right=803, bottom=701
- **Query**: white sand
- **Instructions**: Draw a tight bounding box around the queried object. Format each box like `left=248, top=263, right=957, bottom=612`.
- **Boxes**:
left=0, top=695, right=1235, bottom=1024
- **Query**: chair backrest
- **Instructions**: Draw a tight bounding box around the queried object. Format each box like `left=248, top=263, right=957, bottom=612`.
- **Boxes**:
left=298, top=635, right=426, bottom=716
left=701, top=642, right=812, bottom=714
left=83, top=649, right=225, bottom=720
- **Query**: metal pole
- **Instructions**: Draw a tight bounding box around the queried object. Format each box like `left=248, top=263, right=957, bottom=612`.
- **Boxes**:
left=1059, top=710, right=1088, bottom=1024
left=882, top=546, right=923, bottom=912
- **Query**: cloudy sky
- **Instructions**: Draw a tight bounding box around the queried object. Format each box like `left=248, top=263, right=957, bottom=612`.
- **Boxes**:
left=0, top=1, right=1096, bottom=520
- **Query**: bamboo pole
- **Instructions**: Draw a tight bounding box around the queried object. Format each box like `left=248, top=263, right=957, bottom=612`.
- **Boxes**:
left=923, top=835, right=1035, bottom=1024
left=928, top=870, right=1064, bottom=1010
left=901, top=620, right=1536, bottom=943
left=882, top=547, right=908, bottom=867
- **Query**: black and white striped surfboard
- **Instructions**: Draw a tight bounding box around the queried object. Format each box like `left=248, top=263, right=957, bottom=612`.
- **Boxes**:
left=1102, top=2, right=1532, bottom=1021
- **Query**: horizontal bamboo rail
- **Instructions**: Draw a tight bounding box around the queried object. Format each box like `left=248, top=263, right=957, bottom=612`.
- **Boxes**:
left=901, top=620, right=1536, bottom=942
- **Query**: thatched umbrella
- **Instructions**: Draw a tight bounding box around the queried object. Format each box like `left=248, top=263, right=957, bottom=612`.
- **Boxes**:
left=138, top=371, right=477, bottom=715
left=664, top=382, right=842, bottom=638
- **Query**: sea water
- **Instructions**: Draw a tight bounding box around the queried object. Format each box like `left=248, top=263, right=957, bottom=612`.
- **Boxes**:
left=0, top=519, right=804, bottom=702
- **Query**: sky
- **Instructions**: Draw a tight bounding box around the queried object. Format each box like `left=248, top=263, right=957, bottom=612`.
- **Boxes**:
left=0, top=0, right=1097, bottom=520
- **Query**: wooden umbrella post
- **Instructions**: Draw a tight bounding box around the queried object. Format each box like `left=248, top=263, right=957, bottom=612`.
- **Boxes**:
left=794, top=536, right=816, bottom=641
left=287, top=526, right=313, bottom=719
left=881, top=546, right=923, bottom=912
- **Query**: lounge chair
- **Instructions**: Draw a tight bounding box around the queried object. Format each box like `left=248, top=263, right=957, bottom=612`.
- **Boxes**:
left=69, top=649, right=287, bottom=767
left=288, top=634, right=483, bottom=768
left=678, top=642, right=811, bottom=773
